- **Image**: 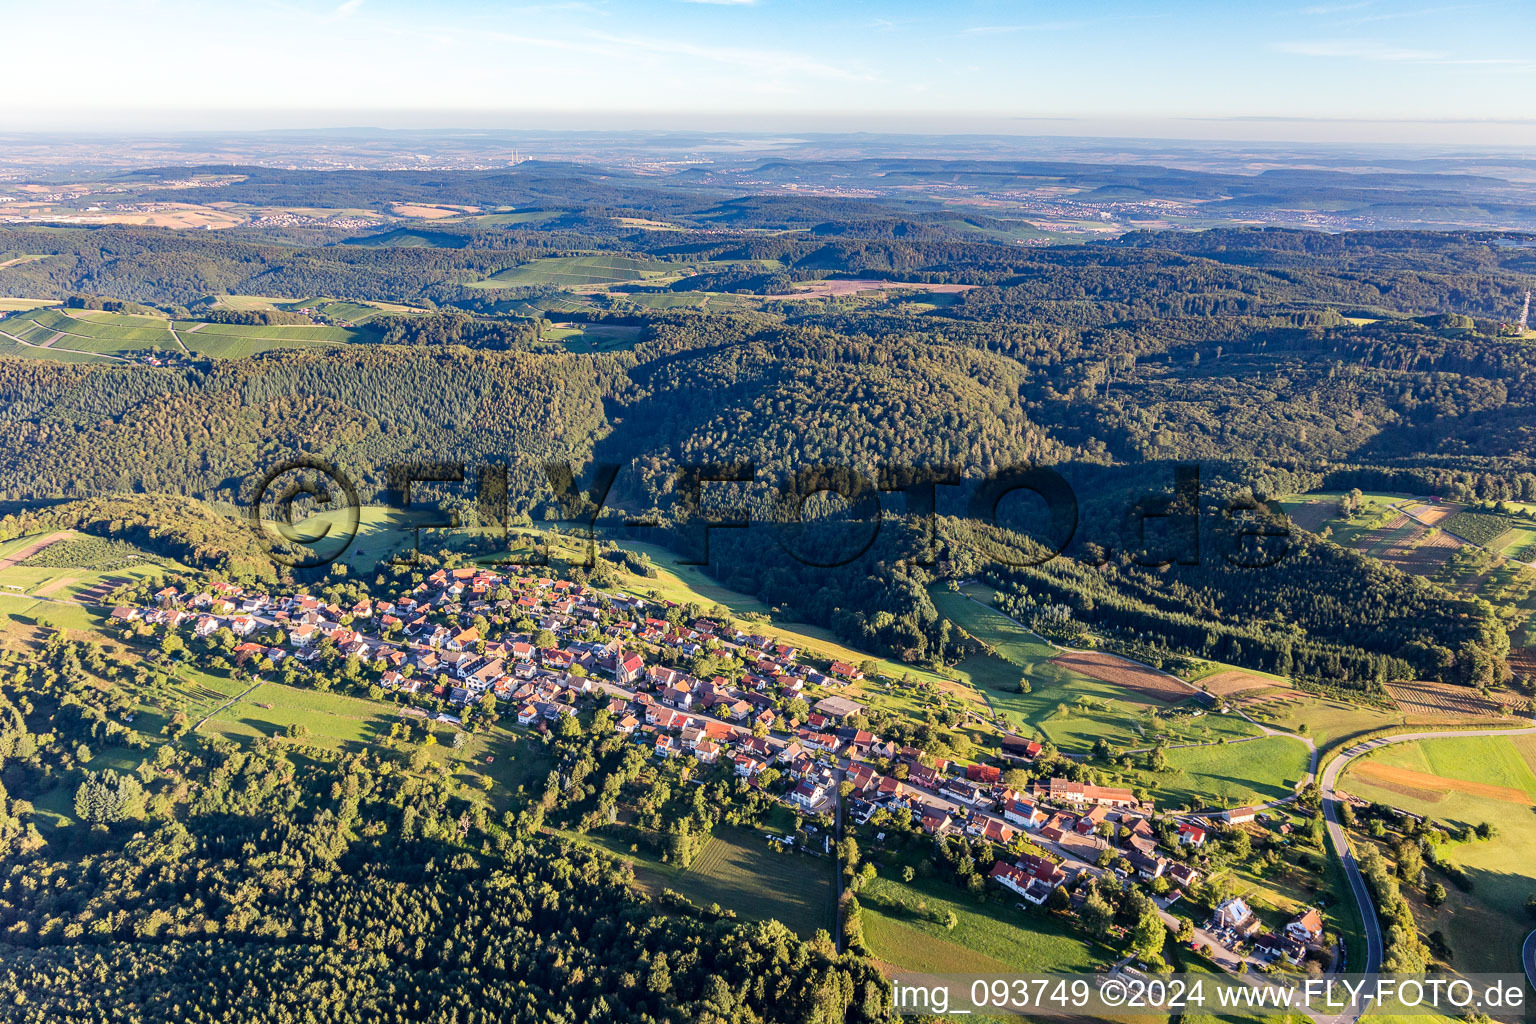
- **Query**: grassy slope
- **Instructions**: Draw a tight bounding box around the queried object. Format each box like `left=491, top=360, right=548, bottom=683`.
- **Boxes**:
left=932, top=583, right=1261, bottom=753
left=562, top=822, right=835, bottom=938
left=1341, top=735, right=1536, bottom=974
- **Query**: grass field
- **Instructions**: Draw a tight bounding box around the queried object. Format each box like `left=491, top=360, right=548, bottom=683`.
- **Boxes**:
left=282, top=504, right=458, bottom=570
left=1117, top=735, right=1313, bottom=810
left=0, top=297, right=57, bottom=311
left=1340, top=734, right=1536, bottom=974
left=204, top=679, right=397, bottom=747
left=932, top=584, right=1260, bottom=753
left=0, top=307, right=369, bottom=360
left=556, top=322, right=644, bottom=353
left=566, top=823, right=835, bottom=938
left=860, top=874, right=1111, bottom=975
left=471, top=254, right=680, bottom=289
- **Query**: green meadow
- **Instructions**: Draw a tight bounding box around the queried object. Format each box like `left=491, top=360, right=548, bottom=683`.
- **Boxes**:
left=931, top=583, right=1260, bottom=754
left=1341, top=734, right=1536, bottom=974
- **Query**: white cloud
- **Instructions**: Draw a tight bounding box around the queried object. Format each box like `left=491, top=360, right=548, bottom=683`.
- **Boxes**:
left=679, top=0, right=758, bottom=5
left=1275, top=40, right=1445, bottom=61
left=332, top=0, right=364, bottom=18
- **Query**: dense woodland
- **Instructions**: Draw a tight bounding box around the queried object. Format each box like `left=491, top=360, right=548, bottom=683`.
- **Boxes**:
left=4, top=169, right=1536, bottom=1019
left=1, top=193, right=1534, bottom=687
left=0, top=627, right=890, bottom=1023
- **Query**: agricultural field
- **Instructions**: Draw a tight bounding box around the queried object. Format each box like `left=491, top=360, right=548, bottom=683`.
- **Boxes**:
left=468, top=210, right=561, bottom=227
left=757, top=279, right=977, bottom=301
left=0, top=307, right=368, bottom=360
left=932, top=584, right=1261, bottom=753
left=1275, top=491, right=1418, bottom=541
left=0, top=530, right=178, bottom=605
left=567, top=823, right=835, bottom=938
left=553, top=322, right=645, bottom=353
left=1340, top=734, right=1536, bottom=974
left=1386, top=679, right=1530, bottom=719
left=611, top=290, right=758, bottom=313
left=859, top=874, right=1109, bottom=977
left=1194, top=667, right=1289, bottom=697
left=1046, top=650, right=1195, bottom=703
left=471, top=254, right=682, bottom=289
left=1112, top=735, right=1313, bottom=811
left=1439, top=509, right=1525, bottom=551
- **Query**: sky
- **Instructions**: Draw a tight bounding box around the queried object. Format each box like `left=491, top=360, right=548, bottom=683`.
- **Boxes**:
left=5, top=0, right=1536, bottom=143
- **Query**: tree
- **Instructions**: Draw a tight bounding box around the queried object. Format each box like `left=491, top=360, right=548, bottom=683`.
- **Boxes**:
left=1081, top=891, right=1114, bottom=938
left=73, top=769, right=146, bottom=824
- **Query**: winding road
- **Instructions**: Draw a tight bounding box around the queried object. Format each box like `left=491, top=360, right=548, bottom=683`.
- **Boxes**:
left=1319, top=724, right=1536, bottom=1021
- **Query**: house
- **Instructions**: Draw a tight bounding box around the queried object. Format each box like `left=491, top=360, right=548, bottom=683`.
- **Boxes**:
left=943, top=778, right=985, bottom=806
left=1167, top=862, right=1201, bottom=889
left=1212, top=897, right=1255, bottom=932
left=693, top=740, right=720, bottom=764
left=975, top=817, right=1017, bottom=846
left=1286, top=908, right=1324, bottom=944
left=233, top=642, right=265, bottom=665
left=109, top=606, right=140, bottom=622
left=1003, top=798, right=1047, bottom=829
left=919, top=806, right=951, bottom=834
left=989, top=855, right=1065, bottom=904
left=791, top=780, right=825, bottom=809
left=1256, top=933, right=1305, bottom=964
left=1223, top=806, right=1257, bottom=824
left=828, top=660, right=864, bottom=681
left=1039, top=813, right=1075, bottom=844
left=516, top=703, right=539, bottom=726
left=447, top=628, right=480, bottom=651
left=655, top=735, right=676, bottom=758
left=193, top=616, right=218, bottom=638
left=966, top=763, right=1002, bottom=785
left=1035, top=778, right=1138, bottom=808
left=1075, top=804, right=1110, bottom=835
left=1177, top=822, right=1207, bottom=846
left=733, top=754, right=763, bottom=778
left=813, top=695, right=866, bottom=720
left=1000, top=736, right=1044, bottom=761
left=988, top=861, right=1037, bottom=899
left=1129, top=850, right=1166, bottom=880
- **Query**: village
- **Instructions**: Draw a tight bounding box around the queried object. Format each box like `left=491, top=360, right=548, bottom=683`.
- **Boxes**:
left=101, top=559, right=1339, bottom=976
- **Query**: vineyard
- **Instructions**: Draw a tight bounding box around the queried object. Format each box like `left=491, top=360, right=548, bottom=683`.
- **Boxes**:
left=21, top=534, right=165, bottom=571
left=1441, top=510, right=1518, bottom=548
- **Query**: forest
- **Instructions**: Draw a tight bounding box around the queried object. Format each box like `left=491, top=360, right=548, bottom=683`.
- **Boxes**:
left=0, top=204, right=1532, bottom=690
left=0, top=627, right=892, bottom=1023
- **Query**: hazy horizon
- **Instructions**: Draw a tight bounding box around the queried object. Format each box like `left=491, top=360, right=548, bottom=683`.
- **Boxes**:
left=4, top=0, right=1535, bottom=146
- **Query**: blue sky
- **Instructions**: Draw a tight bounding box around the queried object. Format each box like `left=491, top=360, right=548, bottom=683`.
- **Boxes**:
left=5, top=0, right=1535, bottom=141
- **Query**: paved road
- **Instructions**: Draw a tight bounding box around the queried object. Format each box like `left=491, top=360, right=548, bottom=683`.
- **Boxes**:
left=1523, top=929, right=1536, bottom=996
left=1395, top=501, right=1533, bottom=570
left=1319, top=725, right=1536, bottom=1023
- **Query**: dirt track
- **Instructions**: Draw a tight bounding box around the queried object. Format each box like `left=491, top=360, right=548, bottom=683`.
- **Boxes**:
left=1201, top=669, right=1285, bottom=696
left=1352, top=760, right=1532, bottom=804
left=0, top=531, right=73, bottom=571
left=1048, top=650, right=1195, bottom=702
